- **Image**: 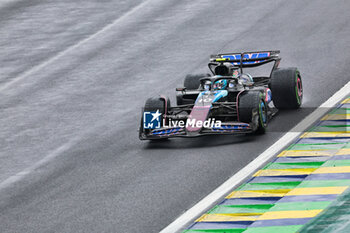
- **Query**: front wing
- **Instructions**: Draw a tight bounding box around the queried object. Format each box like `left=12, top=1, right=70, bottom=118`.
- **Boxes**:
left=139, top=122, right=252, bottom=140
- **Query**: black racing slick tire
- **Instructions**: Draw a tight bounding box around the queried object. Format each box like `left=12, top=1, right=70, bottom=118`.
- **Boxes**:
left=184, top=73, right=211, bottom=90
left=139, top=97, right=170, bottom=140
left=239, top=91, right=267, bottom=134
left=144, top=97, right=170, bottom=114
left=270, top=68, right=303, bottom=109
left=176, top=73, right=210, bottom=105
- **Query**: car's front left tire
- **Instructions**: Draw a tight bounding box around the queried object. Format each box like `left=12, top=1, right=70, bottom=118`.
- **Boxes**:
left=139, top=97, right=170, bottom=140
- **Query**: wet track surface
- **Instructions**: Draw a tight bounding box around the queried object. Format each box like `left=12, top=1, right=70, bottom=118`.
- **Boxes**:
left=1, top=0, right=350, bottom=232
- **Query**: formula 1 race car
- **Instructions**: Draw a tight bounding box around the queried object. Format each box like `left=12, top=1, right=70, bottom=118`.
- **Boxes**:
left=139, top=50, right=303, bottom=140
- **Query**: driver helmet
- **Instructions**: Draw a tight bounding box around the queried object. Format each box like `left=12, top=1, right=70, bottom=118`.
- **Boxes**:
left=240, top=73, right=254, bottom=83
left=213, top=79, right=227, bottom=90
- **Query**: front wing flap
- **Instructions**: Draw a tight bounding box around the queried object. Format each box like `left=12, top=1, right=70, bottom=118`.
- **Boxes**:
left=139, top=122, right=252, bottom=140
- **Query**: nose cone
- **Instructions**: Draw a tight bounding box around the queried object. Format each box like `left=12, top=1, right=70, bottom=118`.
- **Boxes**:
left=186, top=105, right=211, bottom=132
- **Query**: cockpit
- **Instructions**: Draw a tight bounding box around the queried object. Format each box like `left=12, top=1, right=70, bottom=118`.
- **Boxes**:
left=200, top=62, right=254, bottom=91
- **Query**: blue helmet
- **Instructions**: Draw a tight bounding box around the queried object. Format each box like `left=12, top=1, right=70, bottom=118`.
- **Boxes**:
left=213, top=79, right=227, bottom=90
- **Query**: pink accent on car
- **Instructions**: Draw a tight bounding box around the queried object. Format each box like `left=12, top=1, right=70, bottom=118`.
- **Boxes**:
left=160, top=95, right=168, bottom=123
left=236, top=90, right=245, bottom=122
left=186, top=105, right=211, bottom=132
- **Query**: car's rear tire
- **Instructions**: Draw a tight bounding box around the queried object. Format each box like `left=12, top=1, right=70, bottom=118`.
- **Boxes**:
left=239, top=91, right=267, bottom=134
left=270, top=68, right=303, bottom=109
left=184, top=73, right=211, bottom=90
left=177, top=73, right=210, bottom=105
left=139, top=97, right=170, bottom=140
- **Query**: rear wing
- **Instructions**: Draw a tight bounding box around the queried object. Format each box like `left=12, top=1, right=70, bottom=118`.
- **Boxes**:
left=209, top=50, right=281, bottom=74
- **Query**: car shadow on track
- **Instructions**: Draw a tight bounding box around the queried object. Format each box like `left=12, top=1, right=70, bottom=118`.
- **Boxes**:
left=142, top=107, right=313, bottom=150
left=143, top=134, right=258, bottom=149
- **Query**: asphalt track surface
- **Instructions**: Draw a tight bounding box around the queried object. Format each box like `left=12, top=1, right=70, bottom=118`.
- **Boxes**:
left=0, top=0, right=350, bottom=232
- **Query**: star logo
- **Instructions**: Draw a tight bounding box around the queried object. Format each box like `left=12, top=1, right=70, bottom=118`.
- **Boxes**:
left=143, top=110, right=162, bottom=129
left=151, top=110, right=162, bottom=122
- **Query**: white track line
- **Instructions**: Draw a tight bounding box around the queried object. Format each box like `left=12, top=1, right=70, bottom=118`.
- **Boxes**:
left=0, top=136, right=80, bottom=190
left=160, top=81, right=350, bottom=233
left=0, top=0, right=157, bottom=187
left=0, top=0, right=153, bottom=92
